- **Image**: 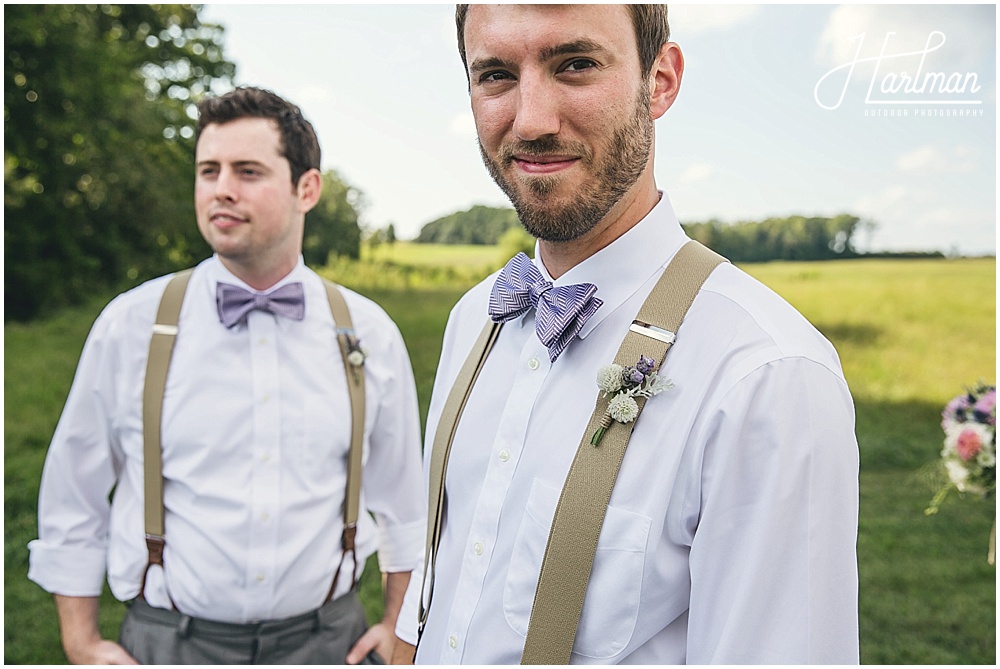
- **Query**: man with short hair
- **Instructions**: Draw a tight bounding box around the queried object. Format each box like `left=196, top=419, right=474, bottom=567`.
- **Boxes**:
left=392, top=5, right=859, bottom=664
left=29, top=86, right=425, bottom=665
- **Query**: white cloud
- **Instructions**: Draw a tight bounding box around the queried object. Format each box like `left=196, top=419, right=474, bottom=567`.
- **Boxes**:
left=816, top=5, right=995, bottom=73
left=678, top=162, right=715, bottom=186
left=669, top=5, right=761, bottom=38
left=895, top=145, right=978, bottom=173
left=449, top=112, right=477, bottom=137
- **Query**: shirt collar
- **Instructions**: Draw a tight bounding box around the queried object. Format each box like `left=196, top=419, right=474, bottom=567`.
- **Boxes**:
left=204, top=254, right=308, bottom=295
left=529, top=192, right=688, bottom=339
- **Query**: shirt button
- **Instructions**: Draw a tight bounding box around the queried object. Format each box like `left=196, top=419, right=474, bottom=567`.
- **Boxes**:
left=527, top=357, right=540, bottom=370
left=260, top=452, right=270, bottom=462
left=261, top=512, right=270, bottom=522
left=255, top=573, right=266, bottom=583
left=473, top=542, right=484, bottom=556
left=498, top=449, right=510, bottom=462
left=449, top=635, right=458, bottom=649
left=258, top=337, right=268, bottom=346
left=261, top=394, right=271, bottom=404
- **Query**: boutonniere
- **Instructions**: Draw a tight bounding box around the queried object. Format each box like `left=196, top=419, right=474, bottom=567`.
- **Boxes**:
left=340, top=331, right=366, bottom=383
left=591, top=354, right=674, bottom=446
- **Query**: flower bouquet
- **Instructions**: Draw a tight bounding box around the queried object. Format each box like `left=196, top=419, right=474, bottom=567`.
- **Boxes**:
left=926, top=382, right=996, bottom=563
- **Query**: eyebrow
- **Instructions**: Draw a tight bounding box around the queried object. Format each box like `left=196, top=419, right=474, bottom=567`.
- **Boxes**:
left=538, top=39, right=606, bottom=63
left=468, top=39, right=608, bottom=77
left=196, top=159, right=268, bottom=169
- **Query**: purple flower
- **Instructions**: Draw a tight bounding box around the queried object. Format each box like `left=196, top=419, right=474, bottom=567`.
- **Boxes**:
left=974, top=388, right=997, bottom=426
left=943, top=394, right=971, bottom=424
left=622, top=366, right=645, bottom=389
left=636, top=355, right=655, bottom=375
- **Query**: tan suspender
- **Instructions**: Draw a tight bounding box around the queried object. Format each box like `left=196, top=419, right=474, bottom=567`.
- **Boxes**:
left=140, top=269, right=193, bottom=601
left=420, top=241, right=726, bottom=663
left=140, top=271, right=366, bottom=602
left=418, top=320, right=503, bottom=638
left=521, top=241, right=725, bottom=664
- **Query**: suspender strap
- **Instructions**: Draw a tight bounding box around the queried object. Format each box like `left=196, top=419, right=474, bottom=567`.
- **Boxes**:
left=520, top=241, right=725, bottom=664
left=323, top=279, right=367, bottom=601
left=140, top=269, right=193, bottom=601
left=418, top=320, right=503, bottom=640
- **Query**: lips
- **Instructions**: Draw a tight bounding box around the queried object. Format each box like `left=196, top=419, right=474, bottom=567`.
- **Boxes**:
left=210, top=211, right=248, bottom=228
left=512, top=154, right=579, bottom=174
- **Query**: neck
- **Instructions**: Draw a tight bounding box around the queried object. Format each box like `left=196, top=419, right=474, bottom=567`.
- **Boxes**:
left=218, top=255, right=299, bottom=291
left=538, top=177, right=660, bottom=280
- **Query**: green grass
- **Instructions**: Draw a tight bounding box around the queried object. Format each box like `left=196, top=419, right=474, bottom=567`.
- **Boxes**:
left=5, top=256, right=995, bottom=663
left=363, top=240, right=506, bottom=270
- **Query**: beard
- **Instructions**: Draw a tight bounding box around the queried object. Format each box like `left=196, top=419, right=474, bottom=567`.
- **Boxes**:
left=479, top=86, right=653, bottom=243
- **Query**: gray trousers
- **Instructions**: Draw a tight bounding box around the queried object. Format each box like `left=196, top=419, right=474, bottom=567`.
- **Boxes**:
left=119, top=593, right=384, bottom=664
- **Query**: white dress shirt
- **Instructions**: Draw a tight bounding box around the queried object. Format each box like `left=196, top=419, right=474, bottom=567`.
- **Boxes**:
left=29, top=256, right=425, bottom=623
left=396, top=194, right=860, bottom=664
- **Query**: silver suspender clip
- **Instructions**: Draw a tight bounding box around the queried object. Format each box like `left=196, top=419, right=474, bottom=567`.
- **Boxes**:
left=152, top=323, right=179, bottom=336
left=629, top=320, right=676, bottom=345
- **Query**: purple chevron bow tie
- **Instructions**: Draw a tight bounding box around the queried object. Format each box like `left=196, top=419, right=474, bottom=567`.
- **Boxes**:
left=489, top=252, right=602, bottom=362
left=216, top=282, right=306, bottom=328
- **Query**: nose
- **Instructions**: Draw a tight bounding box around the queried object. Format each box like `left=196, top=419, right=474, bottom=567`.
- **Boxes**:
left=214, top=166, right=238, bottom=202
left=512, top=73, right=560, bottom=141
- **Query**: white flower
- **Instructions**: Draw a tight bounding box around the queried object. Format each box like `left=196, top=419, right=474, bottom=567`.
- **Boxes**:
left=596, top=364, right=624, bottom=395
left=945, top=459, right=971, bottom=491
left=347, top=350, right=365, bottom=367
left=976, top=447, right=996, bottom=468
left=608, top=393, right=639, bottom=423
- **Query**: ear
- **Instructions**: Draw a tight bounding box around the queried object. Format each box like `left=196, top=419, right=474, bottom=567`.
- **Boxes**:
left=648, top=42, right=684, bottom=120
left=296, top=168, right=323, bottom=213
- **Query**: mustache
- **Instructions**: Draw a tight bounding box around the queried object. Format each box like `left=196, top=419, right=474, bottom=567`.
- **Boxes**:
left=496, top=136, right=592, bottom=163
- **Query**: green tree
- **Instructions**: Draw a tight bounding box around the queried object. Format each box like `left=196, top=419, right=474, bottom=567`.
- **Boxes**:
left=303, top=169, right=364, bottom=265
left=416, top=205, right=520, bottom=245
left=498, top=226, right=535, bottom=261
left=4, top=4, right=235, bottom=321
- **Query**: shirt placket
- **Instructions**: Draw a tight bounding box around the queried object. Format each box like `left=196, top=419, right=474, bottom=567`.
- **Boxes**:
left=441, top=328, right=550, bottom=661
left=245, top=311, right=281, bottom=618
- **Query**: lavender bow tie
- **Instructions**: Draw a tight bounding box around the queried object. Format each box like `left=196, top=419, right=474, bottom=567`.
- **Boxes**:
left=489, top=253, right=602, bottom=362
left=216, top=282, right=306, bottom=328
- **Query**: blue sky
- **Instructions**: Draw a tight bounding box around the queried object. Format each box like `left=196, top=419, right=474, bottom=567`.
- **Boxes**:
left=200, top=4, right=996, bottom=255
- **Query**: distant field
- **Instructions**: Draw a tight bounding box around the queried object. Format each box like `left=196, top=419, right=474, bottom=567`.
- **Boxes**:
left=4, top=255, right=995, bottom=664
left=363, top=240, right=507, bottom=270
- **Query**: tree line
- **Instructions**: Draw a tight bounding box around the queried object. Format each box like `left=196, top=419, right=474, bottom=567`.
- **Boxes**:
left=5, top=5, right=363, bottom=322
left=415, top=206, right=885, bottom=262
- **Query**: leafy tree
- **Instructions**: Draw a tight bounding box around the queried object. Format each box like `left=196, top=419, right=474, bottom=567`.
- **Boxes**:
left=416, top=205, right=520, bottom=245
left=4, top=4, right=234, bottom=320
left=498, top=226, right=535, bottom=261
left=303, top=169, right=363, bottom=265
left=683, top=214, right=865, bottom=263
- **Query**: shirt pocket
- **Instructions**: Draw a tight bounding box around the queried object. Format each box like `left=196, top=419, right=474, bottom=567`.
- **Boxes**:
left=502, top=478, right=651, bottom=659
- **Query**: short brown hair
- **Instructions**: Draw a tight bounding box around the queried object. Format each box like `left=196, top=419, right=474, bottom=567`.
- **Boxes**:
left=196, top=86, right=321, bottom=186
left=455, top=4, right=671, bottom=79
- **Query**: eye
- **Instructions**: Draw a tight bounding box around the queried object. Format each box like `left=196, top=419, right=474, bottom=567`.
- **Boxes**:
left=478, top=70, right=514, bottom=84
left=198, top=166, right=218, bottom=177
left=561, top=58, right=598, bottom=73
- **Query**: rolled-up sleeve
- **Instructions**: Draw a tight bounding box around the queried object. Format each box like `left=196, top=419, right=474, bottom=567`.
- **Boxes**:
left=362, top=317, right=426, bottom=573
left=28, top=305, right=125, bottom=597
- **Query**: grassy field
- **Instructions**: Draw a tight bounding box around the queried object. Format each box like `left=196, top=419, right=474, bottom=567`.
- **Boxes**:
left=4, top=254, right=995, bottom=664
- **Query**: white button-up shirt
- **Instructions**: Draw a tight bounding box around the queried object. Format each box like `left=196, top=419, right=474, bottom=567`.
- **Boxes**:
left=29, top=256, right=425, bottom=623
left=397, top=194, right=859, bottom=663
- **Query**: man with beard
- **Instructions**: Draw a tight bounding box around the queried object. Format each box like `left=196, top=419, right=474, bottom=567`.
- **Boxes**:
left=391, top=4, right=859, bottom=664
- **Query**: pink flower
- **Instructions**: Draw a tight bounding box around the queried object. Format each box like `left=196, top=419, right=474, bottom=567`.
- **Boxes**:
left=955, top=428, right=984, bottom=461
left=974, top=389, right=996, bottom=426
